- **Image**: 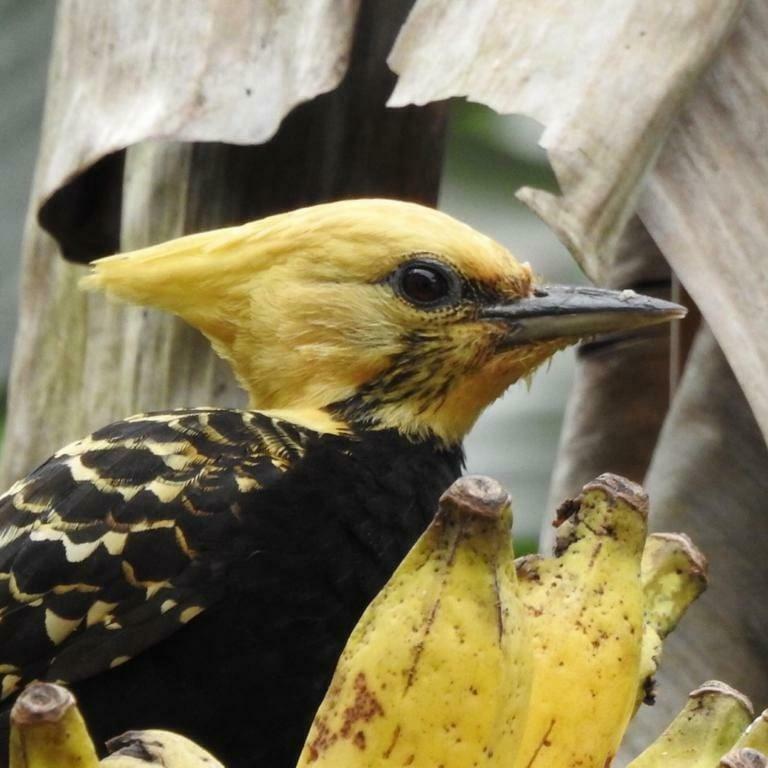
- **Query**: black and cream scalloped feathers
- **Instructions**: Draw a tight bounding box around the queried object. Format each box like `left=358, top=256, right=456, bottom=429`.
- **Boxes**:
left=0, top=408, right=314, bottom=699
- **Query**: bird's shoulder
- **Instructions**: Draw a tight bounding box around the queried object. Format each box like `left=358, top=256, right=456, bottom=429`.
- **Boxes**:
left=0, top=407, right=335, bottom=698
left=0, top=407, right=323, bottom=538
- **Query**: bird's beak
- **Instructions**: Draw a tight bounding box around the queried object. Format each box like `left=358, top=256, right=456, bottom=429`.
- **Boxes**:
left=480, top=285, right=686, bottom=347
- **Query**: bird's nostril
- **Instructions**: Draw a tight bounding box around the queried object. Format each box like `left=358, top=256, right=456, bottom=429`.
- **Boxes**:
left=533, top=287, right=549, bottom=298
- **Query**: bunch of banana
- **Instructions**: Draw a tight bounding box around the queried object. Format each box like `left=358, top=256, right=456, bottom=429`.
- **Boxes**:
left=296, top=471, right=709, bottom=768
left=8, top=681, right=223, bottom=768
left=296, top=474, right=532, bottom=767
left=5, top=472, right=739, bottom=768
left=627, top=680, right=768, bottom=767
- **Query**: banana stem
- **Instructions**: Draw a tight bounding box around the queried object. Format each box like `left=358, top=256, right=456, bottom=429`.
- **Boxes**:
left=720, top=748, right=768, bottom=768
left=10, top=683, right=99, bottom=768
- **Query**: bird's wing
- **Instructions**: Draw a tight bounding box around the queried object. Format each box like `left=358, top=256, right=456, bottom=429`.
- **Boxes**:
left=0, top=408, right=314, bottom=699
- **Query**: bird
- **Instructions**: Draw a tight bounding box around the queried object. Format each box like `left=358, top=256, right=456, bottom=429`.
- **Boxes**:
left=0, top=199, right=683, bottom=767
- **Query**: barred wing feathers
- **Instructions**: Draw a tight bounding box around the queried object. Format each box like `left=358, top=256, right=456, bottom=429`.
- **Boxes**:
left=0, top=408, right=313, bottom=699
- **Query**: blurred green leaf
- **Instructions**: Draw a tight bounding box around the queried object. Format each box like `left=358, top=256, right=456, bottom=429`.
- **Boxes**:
left=447, top=101, right=559, bottom=193
left=515, top=536, right=540, bottom=557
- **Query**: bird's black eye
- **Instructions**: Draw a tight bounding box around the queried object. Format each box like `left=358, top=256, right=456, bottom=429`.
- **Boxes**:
left=392, top=258, right=461, bottom=309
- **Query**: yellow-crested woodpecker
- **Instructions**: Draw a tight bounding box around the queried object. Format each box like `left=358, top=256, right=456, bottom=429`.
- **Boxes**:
left=0, top=200, right=683, bottom=766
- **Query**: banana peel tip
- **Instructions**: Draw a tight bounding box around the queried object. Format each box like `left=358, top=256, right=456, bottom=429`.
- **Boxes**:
left=10, top=682, right=75, bottom=727
left=582, top=473, right=649, bottom=518
left=691, top=681, right=754, bottom=717
left=439, top=475, right=510, bottom=522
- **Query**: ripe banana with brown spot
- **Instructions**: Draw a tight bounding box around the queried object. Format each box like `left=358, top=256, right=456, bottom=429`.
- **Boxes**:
left=637, top=532, right=708, bottom=707
left=628, top=681, right=754, bottom=767
left=512, top=473, right=647, bottom=768
left=296, top=475, right=532, bottom=767
left=9, top=682, right=99, bottom=768
left=101, top=730, right=224, bottom=768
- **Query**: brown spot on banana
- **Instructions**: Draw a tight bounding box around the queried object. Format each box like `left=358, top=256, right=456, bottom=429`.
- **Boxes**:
left=305, top=718, right=337, bottom=762
left=523, top=719, right=556, bottom=768
left=382, top=725, right=401, bottom=759
left=404, top=601, right=441, bottom=692
left=340, top=673, right=384, bottom=740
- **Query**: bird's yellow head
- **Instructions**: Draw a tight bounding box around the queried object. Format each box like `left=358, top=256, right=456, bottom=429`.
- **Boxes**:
left=83, top=199, right=683, bottom=446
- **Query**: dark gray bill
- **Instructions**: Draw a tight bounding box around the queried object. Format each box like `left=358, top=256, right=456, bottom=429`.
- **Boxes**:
left=480, top=285, right=686, bottom=346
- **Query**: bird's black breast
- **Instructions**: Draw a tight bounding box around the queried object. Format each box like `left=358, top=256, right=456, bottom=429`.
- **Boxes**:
left=67, top=427, right=462, bottom=767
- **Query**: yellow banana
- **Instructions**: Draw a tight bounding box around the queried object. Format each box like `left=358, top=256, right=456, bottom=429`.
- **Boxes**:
left=735, top=710, right=768, bottom=753
left=627, top=681, right=753, bottom=767
left=637, top=532, right=708, bottom=707
left=9, top=682, right=99, bottom=768
left=720, top=748, right=768, bottom=768
left=297, top=475, right=532, bottom=767
left=101, top=730, right=224, bottom=768
left=642, top=533, right=708, bottom=634
left=512, top=473, right=647, bottom=768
